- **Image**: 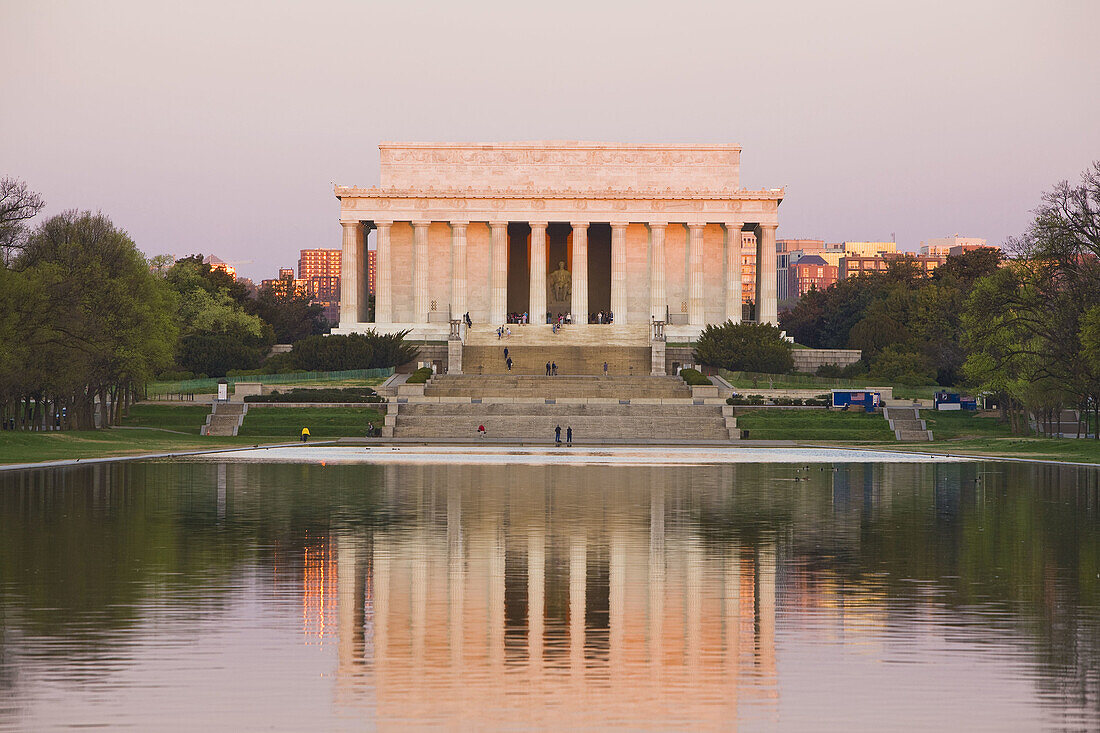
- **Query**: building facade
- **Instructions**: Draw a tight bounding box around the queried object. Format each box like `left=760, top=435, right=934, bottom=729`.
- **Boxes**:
left=333, top=142, right=783, bottom=341
left=788, top=254, right=838, bottom=298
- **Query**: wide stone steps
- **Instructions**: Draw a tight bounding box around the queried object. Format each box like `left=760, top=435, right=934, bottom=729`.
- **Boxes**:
left=392, top=415, right=734, bottom=441
left=883, top=407, right=933, bottom=441
left=202, top=402, right=247, bottom=436
left=400, top=403, right=721, bottom=417
left=424, top=375, right=690, bottom=399
left=463, top=344, right=651, bottom=376
left=465, top=324, right=650, bottom=347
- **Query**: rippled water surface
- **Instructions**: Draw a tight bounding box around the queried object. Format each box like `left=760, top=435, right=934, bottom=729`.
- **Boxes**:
left=1, top=458, right=1098, bottom=730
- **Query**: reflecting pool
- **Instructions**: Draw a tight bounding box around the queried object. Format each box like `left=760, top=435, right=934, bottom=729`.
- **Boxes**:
left=1, top=458, right=1098, bottom=730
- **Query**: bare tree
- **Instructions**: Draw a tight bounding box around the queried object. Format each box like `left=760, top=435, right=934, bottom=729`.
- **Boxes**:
left=0, top=177, right=46, bottom=264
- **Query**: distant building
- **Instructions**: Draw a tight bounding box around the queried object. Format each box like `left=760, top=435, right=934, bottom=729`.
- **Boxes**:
left=788, top=254, right=838, bottom=298
left=299, top=249, right=341, bottom=280
left=841, top=252, right=945, bottom=279
left=367, top=250, right=377, bottom=295
left=776, top=239, right=825, bottom=254
left=842, top=241, right=897, bottom=258
left=921, top=236, right=988, bottom=257
left=204, top=254, right=237, bottom=279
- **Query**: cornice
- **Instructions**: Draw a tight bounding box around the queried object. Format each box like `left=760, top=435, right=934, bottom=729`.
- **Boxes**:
left=334, top=185, right=784, bottom=201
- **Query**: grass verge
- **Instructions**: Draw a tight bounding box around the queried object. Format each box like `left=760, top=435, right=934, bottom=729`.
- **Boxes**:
left=855, top=437, right=1100, bottom=464
left=237, top=406, right=384, bottom=439
left=735, top=408, right=894, bottom=441
left=0, top=430, right=283, bottom=465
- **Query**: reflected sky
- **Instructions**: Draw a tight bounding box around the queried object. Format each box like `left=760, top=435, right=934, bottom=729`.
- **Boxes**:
left=0, top=460, right=1098, bottom=730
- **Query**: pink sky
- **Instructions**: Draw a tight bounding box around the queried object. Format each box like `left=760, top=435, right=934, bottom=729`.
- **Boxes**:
left=2, top=0, right=1097, bottom=281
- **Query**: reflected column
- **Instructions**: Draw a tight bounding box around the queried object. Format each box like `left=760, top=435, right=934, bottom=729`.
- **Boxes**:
left=569, top=531, right=587, bottom=678
left=448, top=487, right=465, bottom=667
left=528, top=526, right=545, bottom=671
left=609, top=529, right=625, bottom=680
left=489, top=516, right=506, bottom=669
left=648, top=484, right=665, bottom=673
left=372, top=538, right=390, bottom=673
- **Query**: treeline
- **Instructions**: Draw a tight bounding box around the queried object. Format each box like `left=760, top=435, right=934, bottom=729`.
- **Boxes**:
left=0, top=178, right=416, bottom=431
left=962, top=162, right=1100, bottom=435
left=780, top=248, right=1003, bottom=385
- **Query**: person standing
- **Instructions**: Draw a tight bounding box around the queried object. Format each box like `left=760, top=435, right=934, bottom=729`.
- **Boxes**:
left=603, top=361, right=608, bottom=376
left=504, top=347, right=509, bottom=361
left=566, top=426, right=573, bottom=446
left=478, top=424, right=486, bottom=439
left=301, top=427, right=310, bottom=443
left=555, top=425, right=562, bottom=445
left=545, top=361, right=551, bottom=376
left=551, top=362, right=557, bottom=376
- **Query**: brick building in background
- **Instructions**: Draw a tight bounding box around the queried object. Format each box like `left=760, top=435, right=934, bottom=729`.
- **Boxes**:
left=787, top=254, right=838, bottom=299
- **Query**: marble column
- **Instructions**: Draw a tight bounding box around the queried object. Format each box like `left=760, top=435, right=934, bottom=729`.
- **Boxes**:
left=490, top=220, right=508, bottom=325
left=340, top=221, right=365, bottom=325
left=610, top=222, right=628, bottom=324
left=529, top=221, right=547, bottom=324
left=375, top=220, right=392, bottom=324
left=450, top=221, right=468, bottom=320
left=756, top=224, right=778, bottom=325
left=649, top=222, right=667, bottom=321
left=688, top=223, right=706, bottom=326
left=724, top=222, right=744, bottom=323
left=412, top=221, right=430, bottom=323
left=570, top=222, right=588, bottom=323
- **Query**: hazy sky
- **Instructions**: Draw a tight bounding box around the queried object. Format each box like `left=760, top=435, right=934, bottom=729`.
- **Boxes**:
left=2, top=0, right=1097, bottom=281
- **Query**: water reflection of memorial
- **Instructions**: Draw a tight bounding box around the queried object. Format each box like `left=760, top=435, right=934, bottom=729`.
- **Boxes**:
left=327, top=466, right=781, bottom=726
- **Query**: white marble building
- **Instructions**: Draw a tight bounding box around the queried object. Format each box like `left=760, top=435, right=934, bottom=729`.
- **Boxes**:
left=333, top=142, right=783, bottom=342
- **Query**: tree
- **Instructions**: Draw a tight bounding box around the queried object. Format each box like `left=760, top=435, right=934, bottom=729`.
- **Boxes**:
left=0, top=177, right=45, bottom=264
left=693, top=321, right=793, bottom=374
left=251, top=281, right=328, bottom=343
left=290, top=331, right=419, bottom=371
left=2, top=211, right=177, bottom=429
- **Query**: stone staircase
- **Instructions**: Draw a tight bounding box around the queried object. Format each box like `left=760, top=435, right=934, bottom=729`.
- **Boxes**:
left=201, top=402, right=247, bottom=436
left=883, top=406, right=933, bottom=441
left=463, top=324, right=651, bottom=375
left=423, top=374, right=691, bottom=399
left=389, top=374, right=737, bottom=442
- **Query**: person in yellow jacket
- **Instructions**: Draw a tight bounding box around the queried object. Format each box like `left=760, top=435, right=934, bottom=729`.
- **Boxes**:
left=301, top=427, right=310, bottom=443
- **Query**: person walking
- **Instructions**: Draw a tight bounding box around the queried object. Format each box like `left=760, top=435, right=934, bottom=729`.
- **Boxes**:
left=566, top=426, right=573, bottom=446
left=555, top=425, right=562, bottom=445
left=506, top=357, right=513, bottom=371
left=545, top=361, right=551, bottom=376
left=603, top=361, right=608, bottom=376
left=551, top=362, right=557, bottom=376
left=504, top=347, right=509, bottom=360
left=300, top=427, right=310, bottom=443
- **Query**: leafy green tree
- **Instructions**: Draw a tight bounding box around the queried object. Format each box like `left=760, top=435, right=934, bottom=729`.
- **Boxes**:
left=693, top=321, right=793, bottom=374
left=290, top=331, right=419, bottom=371
left=251, top=282, right=328, bottom=343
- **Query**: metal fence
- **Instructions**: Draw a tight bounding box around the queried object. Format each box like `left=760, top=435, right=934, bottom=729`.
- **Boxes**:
left=719, top=370, right=939, bottom=399
left=147, top=368, right=394, bottom=396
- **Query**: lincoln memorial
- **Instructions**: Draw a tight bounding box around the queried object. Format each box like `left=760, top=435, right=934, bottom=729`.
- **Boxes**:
left=333, top=141, right=783, bottom=373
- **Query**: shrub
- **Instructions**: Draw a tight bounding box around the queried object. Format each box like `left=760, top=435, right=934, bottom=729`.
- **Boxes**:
left=773, top=397, right=803, bottom=406
left=156, top=369, right=197, bottom=381
left=290, top=330, right=420, bottom=371
left=679, top=368, right=712, bottom=386
left=694, top=321, right=794, bottom=374
left=815, top=364, right=843, bottom=378
left=244, top=387, right=383, bottom=403
left=727, top=394, right=766, bottom=406
left=405, top=366, right=433, bottom=384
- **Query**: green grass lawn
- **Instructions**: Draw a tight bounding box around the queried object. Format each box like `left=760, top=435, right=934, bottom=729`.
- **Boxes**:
left=735, top=408, right=894, bottom=441
left=119, top=404, right=211, bottom=434
left=875, top=437, right=1100, bottom=464
left=0, top=430, right=283, bottom=465
left=237, top=406, right=384, bottom=439
left=920, top=410, right=1014, bottom=440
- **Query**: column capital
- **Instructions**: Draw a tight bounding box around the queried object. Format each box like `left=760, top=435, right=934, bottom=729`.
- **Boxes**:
left=648, top=221, right=668, bottom=230
left=412, top=220, right=431, bottom=229
left=341, top=220, right=361, bottom=230
left=374, top=219, right=393, bottom=228
left=489, top=219, right=508, bottom=229
left=569, top=221, right=589, bottom=229
left=449, top=220, right=469, bottom=229
left=529, top=220, right=548, bottom=229
left=610, top=221, right=629, bottom=229
left=687, top=222, right=707, bottom=233
left=723, top=221, right=745, bottom=230
left=757, top=223, right=778, bottom=232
